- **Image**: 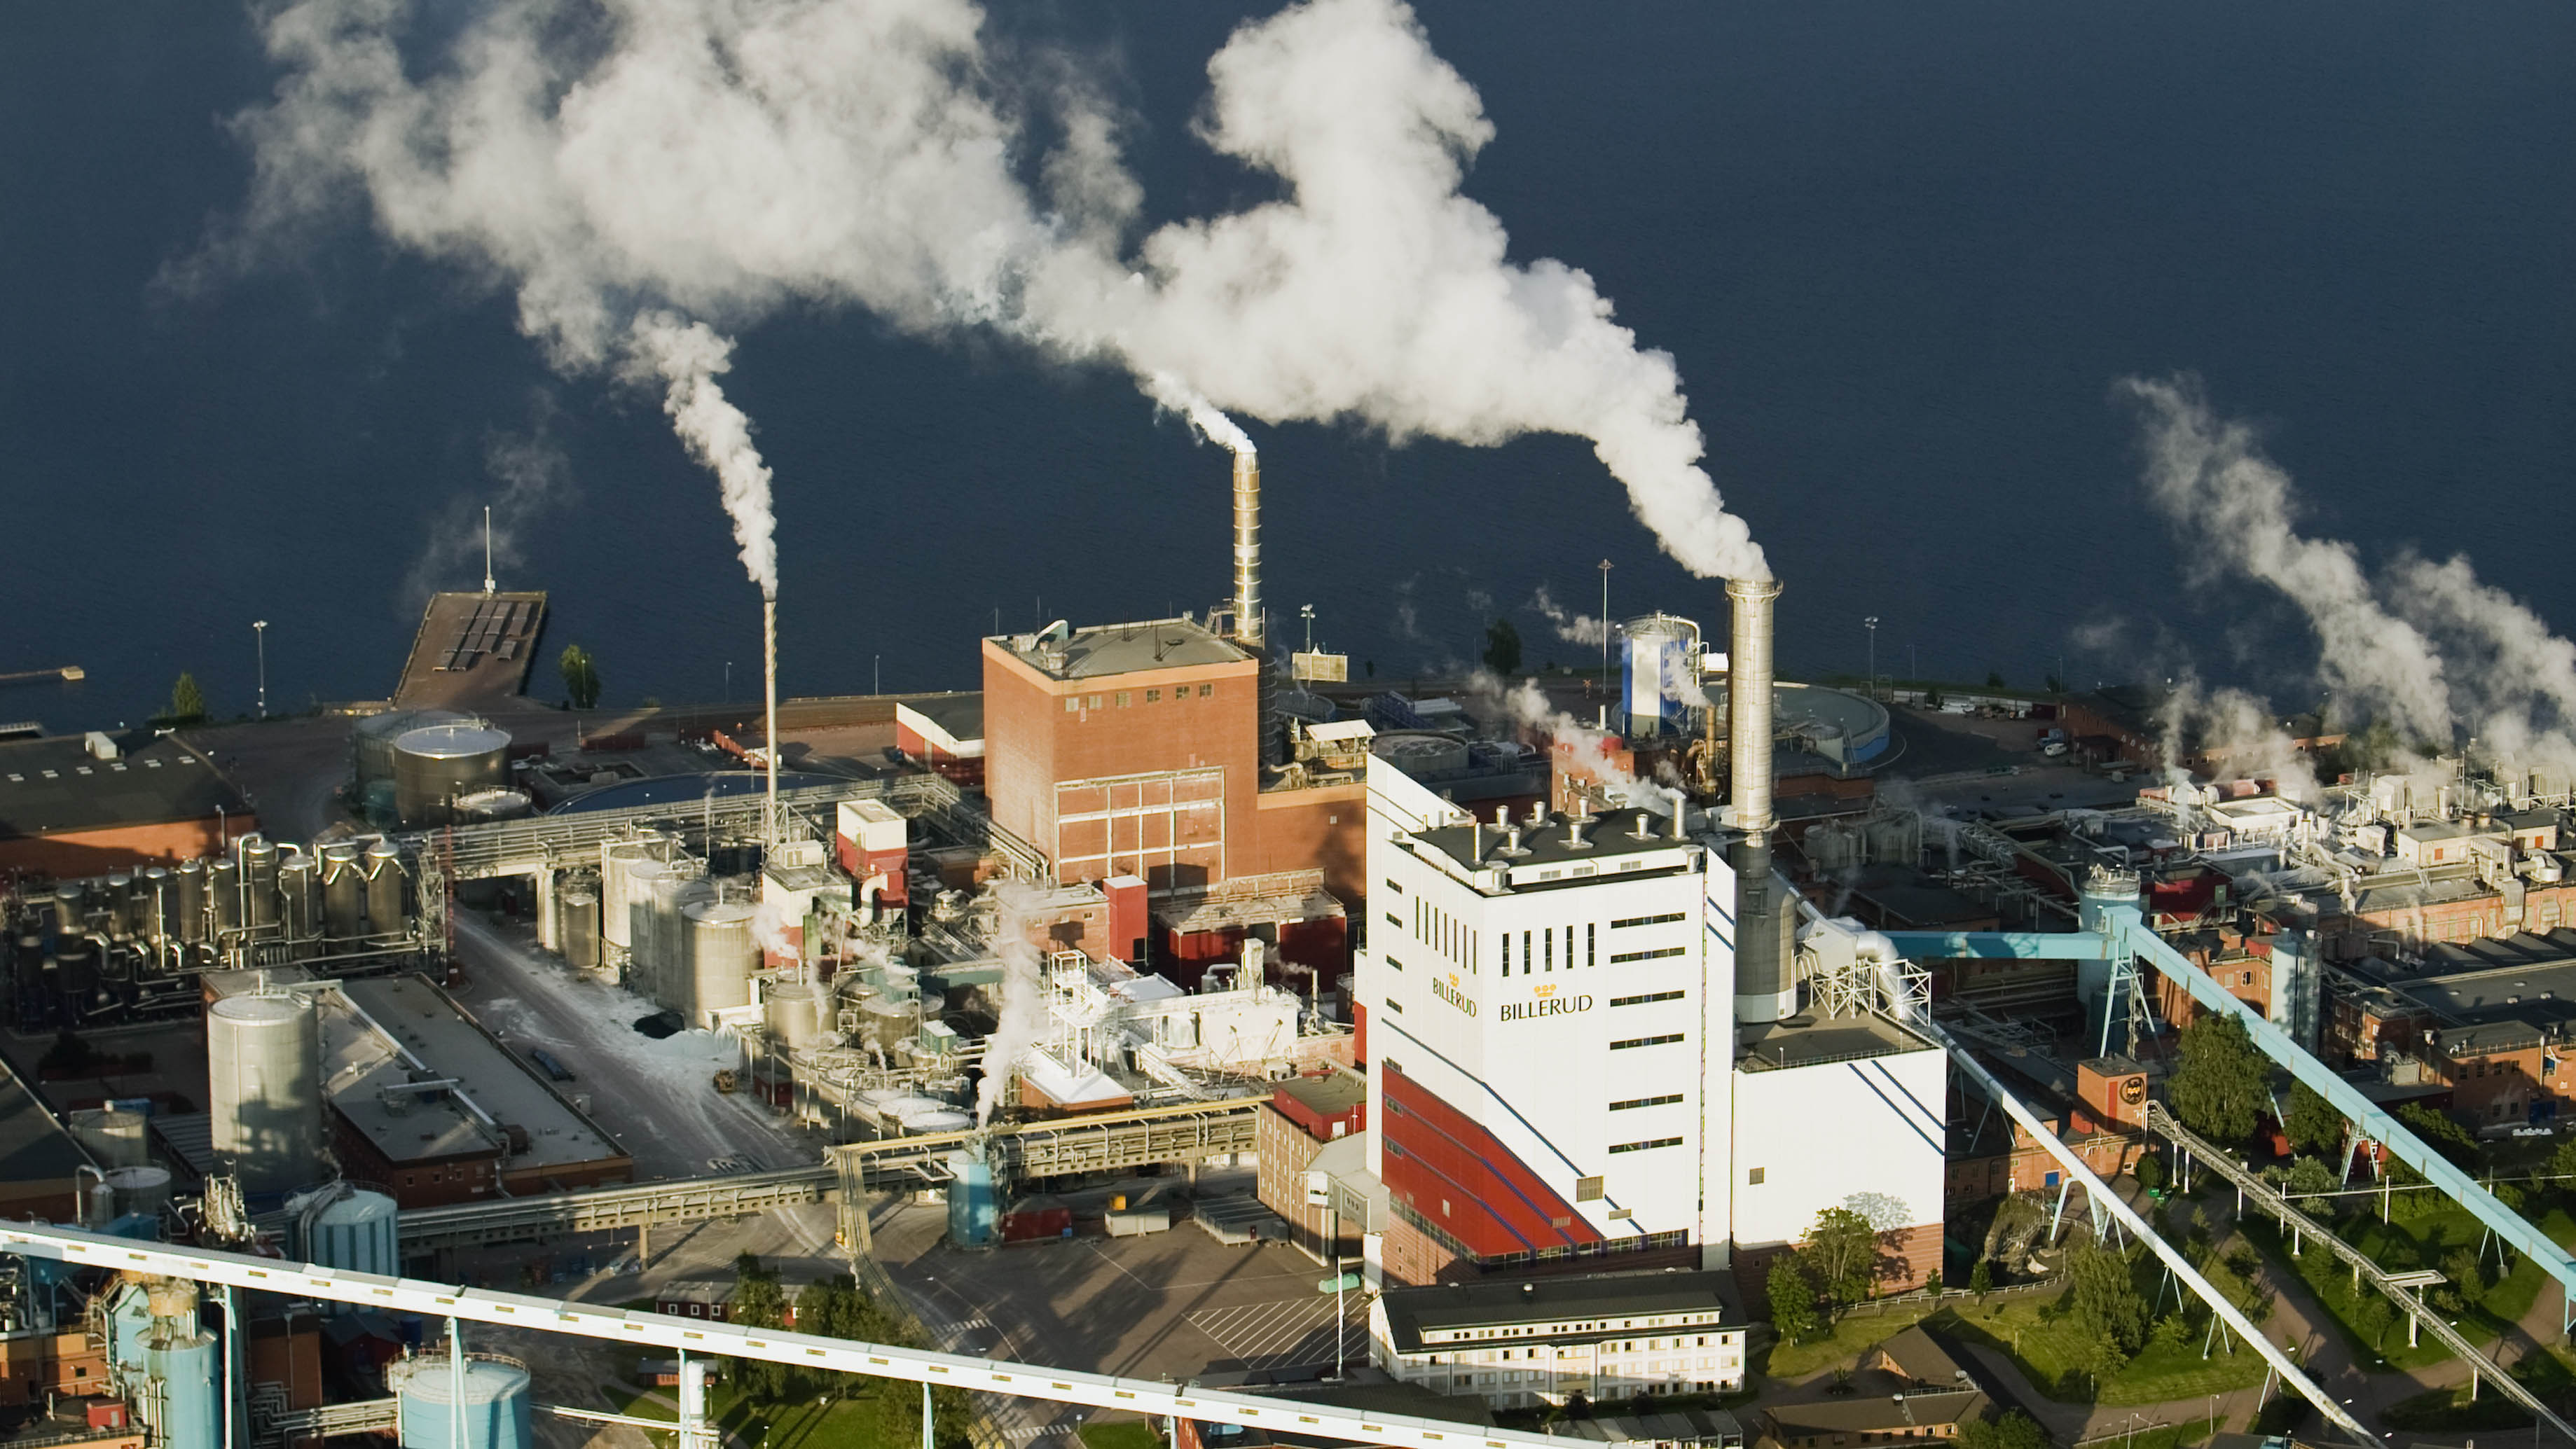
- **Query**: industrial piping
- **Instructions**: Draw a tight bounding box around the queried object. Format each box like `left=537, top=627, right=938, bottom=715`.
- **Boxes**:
left=1728, top=577, right=1794, bottom=1025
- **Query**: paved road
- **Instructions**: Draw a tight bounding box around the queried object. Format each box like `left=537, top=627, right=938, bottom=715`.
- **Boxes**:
left=449, top=909, right=818, bottom=1181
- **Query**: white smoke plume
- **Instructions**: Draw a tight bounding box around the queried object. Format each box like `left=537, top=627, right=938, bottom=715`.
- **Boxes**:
left=2150, top=675, right=2320, bottom=803
left=205, top=0, right=1765, bottom=586
left=401, top=388, right=572, bottom=608
left=2122, top=374, right=2576, bottom=779
left=1481, top=674, right=1668, bottom=814
left=1529, top=585, right=1612, bottom=648
left=628, top=314, right=778, bottom=597
left=1152, top=374, right=1257, bottom=457
left=977, top=885, right=1055, bottom=1125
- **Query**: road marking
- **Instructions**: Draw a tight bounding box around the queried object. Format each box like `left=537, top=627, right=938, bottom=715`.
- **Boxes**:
left=1186, top=1298, right=1368, bottom=1369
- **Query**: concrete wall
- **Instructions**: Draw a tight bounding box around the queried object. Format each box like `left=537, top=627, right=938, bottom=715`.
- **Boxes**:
left=1730, top=1043, right=1947, bottom=1293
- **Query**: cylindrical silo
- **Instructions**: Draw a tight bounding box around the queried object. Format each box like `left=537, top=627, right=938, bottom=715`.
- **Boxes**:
left=684, top=902, right=757, bottom=1023
left=598, top=841, right=655, bottom=953
left=139, top=866, right=175, bottom=943
left=53, top=882, right=85, bottom=934
left=207, top=861, right=242, bottom=934
left=364, top=840, right=408, bottom=932
left=455, top=789, right=532, bottom=823
left=559, top=890, right=599, bottom=973
left=353, top=709, right=467, bottom=792
left=67, top=1107, right=151, bottom=1167
left=208, top=994, right=324, bottom=1196
left=307, top=1188, right=400, bottom=1277
left=174, top=859, right=207, bottom=944
left=321, top=843, right=365, bottom=938
left=102, top=873, right=135, bottom=938
left=1621, top=612, right=1701, bottom=739
left=277, top=857, right=321, bottom=944
left=238, top=836, right=280, bottom=929
left=764, top=981, right=827, bottom=1052
left=141, top=1326, right=220, bottom=1449
left=105, top=1165, right=173, bottom=1219
left=390, top=1355, right=532, bottom=1449
left=392, top=724, right=511, bottom=827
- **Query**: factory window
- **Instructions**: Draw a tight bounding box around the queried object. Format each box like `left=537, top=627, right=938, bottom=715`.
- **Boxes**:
left=1065, top=698, right=1079, bottom=712
left=1522, top=931, right=1532, bottom=973
left=1610, top=1093, right=1684, bottom=1111
left=1611, top=913, right=1686, bottom=929
left=1388, top=911, right=1403, bottom=931
left=1609, top=947, right=1686, bottom=965
left=1146, top=689, right=1161, bottom=702
left=1588, top=924, right=1596, bottom=966
left=1747, top=1167, right=1764, bottom=1184
left=1574, top=1175, right=1604, bottom=1201
left=1609, top=990, right=1686, bottom=1008
left=1545, top=930, right=1555, bottom=971
left=1384, top=878, right=1403, bottom=894
left=1116, top=692, right=1131, bottom=707
left=1384, top=955, right=1403, bottom=971
left=1089, top=695, right=1103, bottom=709
left=1499, top=934, right=1510, bottom=974
left=1199, top=684, right=1214, bottom=698
left=1609, top=1034, right=1683, bottom=1051
left=1609, top=1137, right=1682, bottom=1155
left=1386, top=998, right=1404, bottom=1014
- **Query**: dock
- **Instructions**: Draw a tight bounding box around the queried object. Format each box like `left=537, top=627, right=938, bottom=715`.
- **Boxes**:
left=0, top=666, right=82, bottom=686
left=392, top=590, right=548, bottom=709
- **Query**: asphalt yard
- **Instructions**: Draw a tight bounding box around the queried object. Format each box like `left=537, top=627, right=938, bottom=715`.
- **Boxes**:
left=867, top=1198, right=1363, bottom=1382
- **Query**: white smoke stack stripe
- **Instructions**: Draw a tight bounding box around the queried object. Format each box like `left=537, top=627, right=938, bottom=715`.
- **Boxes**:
left=1232, top=449, right=1262, bottom=647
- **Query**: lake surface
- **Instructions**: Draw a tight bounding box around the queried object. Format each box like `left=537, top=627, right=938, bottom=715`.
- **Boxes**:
left=1, top=3, right=2568, bottom=729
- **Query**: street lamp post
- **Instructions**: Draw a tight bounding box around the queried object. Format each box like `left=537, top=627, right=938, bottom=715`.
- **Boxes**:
left=1864, top=616, right=1879, bottom=700
left=1301, top=603, right=1316, bottom=653
left=252, top=620, right=268, bottom=720
left=724, top=661, right=731, bottom=705
left=874, top=655, right=882, bottom=696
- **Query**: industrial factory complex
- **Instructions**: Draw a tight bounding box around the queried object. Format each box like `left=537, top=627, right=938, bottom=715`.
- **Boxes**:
left=1, top=442, right=2574, bottom=1449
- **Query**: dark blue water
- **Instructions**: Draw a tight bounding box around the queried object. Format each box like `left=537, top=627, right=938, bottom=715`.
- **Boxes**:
left=3, top=4, right=2570, bottom=730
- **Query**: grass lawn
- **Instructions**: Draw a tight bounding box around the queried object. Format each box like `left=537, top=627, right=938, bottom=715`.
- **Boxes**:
left=1760, top=1298, right=1946, bottom=1380
left=1080, top=1422, right=1166, bottom=1449
left=2238, top=1205, right=2576, bottom=1373
left=1933, top=1300, right=2270, bottom=1407
left=599, top=1378, right=954, bottom=1449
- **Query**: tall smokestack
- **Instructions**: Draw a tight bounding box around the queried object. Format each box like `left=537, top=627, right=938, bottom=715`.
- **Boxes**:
left=1728, top=577, right=1793, bottom=1026
left=1232, top=448, right=1262, bottom=648
left=763, top=592, right=779, bottom=847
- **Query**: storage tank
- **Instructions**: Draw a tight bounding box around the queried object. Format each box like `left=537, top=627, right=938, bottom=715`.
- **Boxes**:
left=684, top=902, right=757, bottom=1022
left=390, top=1354, right=532, bottom=1449
left=239, top=836, right=281, bottom=929
left=354, top=708, right=470, bottom=789
left=455, top=789, right=532, bottom=823
left=208, top=860, right=242, bottom=933
left=1621, top=612, right=1701, bottom=738
left=363, top=840, right=408, bottom=931
left=139, top=866, right=176, bottom=943
left=208, top=993, right=324, bottom=1195
left=392, top=723, right=511, bottom=827
left=307, top=1189, right=400, bottom=1276
left=105, top=1165, right=172, bottom=1219
left=764, top=981, right=828, bottom=1051
left=102, top=873, right=135, bottom=938
left=53, top=882, right=84, bottom=933
left=946, top=1149, right=999, bottom=1249
left=559, top=889, right=599, bottom=973
left=860, top=997, right=916, bottom=1057
left=320, top=843, right=365, bottom=938
left=598, top=841, right=654, bottom=952
left=140, top=1326, right=220, bottom=1449
left=174, top=859, right=207, bottom=944
left=67, top=1107, right=150, bottom=1167
left=278, top=857, right=321, bottom=943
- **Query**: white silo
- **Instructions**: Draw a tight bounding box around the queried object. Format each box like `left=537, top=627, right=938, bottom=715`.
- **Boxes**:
left=208, top=994, right=324, bottom=1196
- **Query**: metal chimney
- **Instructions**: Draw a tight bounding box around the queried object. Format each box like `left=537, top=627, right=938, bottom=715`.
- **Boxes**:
left=1728, top=576, right=1795, bottom=1025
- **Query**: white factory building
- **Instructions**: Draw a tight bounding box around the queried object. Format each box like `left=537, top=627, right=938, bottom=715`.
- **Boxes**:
left=1351, top=576, right=1948, bottom=1299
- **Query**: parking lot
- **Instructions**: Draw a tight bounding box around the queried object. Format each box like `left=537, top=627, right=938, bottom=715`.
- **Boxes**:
left=865, top=1196, right=1368, bottom=1382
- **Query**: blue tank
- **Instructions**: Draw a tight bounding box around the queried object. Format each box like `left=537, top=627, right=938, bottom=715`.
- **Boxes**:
left=946, top=1149, right=998, bottom=1249
left=391, top=1354, right=532, bottom=1449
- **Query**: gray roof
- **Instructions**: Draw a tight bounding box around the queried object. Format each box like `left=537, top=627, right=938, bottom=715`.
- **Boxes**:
left=1379, top=1270, right=1737, bottom=1354
left=997, top=618, right=1249, bottom=681
left=1766, top=1389, right=1988, bottom=1435
left=1410, top=807, right=1697, bottom=885
left=0, top=1056, right=88, bottom=1188
left=328, top=976, right=622, bottom=1172
left=0, top=733, right=247, bottom=838
left=899, top=693, right=984, bottom=744
left=1739, top=1012, right=1938, bottom=1072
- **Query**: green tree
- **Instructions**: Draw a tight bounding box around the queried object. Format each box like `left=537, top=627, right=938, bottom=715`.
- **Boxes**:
left=2353, top=1291, right=2393, bottom=1348
left=558, top=644, right=602, bottom=709
left=165, top=672, right=208, bottom=725
left=2281, top=1156, right=2341, bottom=1197
left=1804, top=1206, right=1880, bottom=1306
left=1968, top=1259, right=1994, bottom=1296
left=1482, top=618, right=1522, bottom=676
left=1985, top=671, right=2006, bottom=689
left=2284, top=1081, right=2347, bottom=1156
left=1956, top=1410, right=2049, bottom=1449
left=2169, top=1013, right=2269, bottom=1144
left=2060, top=1240, right=2149, bottom=1371
left=2131, top=1153, right=2166, bottom=1192
left=1765, top=1255, right=1820, bottom=1344
left=729, top=1256, right=794, bottom=1401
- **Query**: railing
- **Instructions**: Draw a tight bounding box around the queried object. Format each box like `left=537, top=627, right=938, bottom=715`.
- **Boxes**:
left=2142, top=1102, right=2576, bottom=1443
